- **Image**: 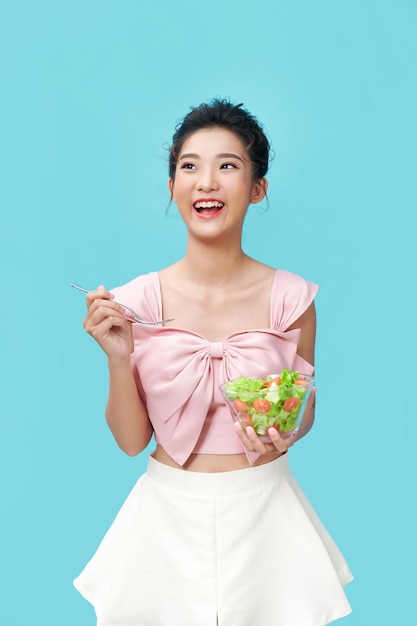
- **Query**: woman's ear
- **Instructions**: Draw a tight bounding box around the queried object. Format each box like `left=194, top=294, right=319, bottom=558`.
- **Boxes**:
left=250, top=178, right=268, bottom=204
left=168, top=178, right=175, bottom=200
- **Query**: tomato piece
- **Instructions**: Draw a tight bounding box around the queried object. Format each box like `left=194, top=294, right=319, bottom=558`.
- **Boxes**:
left=294, top=378, right=307, bottom=386
left=263, top=377, right=281, bottom=388
left=283, top=397, right=300, bottom=412
left=252, top=398, right=271, bottom=413
left=233, top=399, right=249, bottom=412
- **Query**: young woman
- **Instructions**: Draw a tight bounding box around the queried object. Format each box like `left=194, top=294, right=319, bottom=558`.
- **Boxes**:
left=73, top=99, right=353, bottom=626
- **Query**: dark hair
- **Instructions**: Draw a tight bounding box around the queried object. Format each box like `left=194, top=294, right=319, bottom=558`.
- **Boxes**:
left=168, top=98, right=271, bottom=180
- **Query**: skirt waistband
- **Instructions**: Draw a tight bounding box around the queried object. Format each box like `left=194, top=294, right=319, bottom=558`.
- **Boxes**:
left=147, top=453, right=290, bottom=496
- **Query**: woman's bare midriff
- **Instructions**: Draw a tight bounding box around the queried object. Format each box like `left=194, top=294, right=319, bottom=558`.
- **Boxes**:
left=153, top=444, right=283, bottom=473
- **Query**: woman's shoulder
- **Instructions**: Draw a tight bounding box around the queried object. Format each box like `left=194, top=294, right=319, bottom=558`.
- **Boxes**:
left=110, top=271, right=162, bottom=318
left=271, top=268, right=318, bottom=331
left=111, top=270, right=159, bottom=293
left=273, top=267, right=317, bottom=289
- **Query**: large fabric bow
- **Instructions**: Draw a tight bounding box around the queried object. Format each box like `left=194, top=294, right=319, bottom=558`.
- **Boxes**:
left=131, top=326, right=311, bottom=466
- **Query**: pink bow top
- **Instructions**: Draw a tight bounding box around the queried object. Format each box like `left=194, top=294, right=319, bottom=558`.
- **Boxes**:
left=112, top=270, right=318, bottom=466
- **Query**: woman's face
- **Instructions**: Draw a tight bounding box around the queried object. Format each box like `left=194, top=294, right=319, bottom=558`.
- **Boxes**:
left=169, top=127, right=267, bottom=240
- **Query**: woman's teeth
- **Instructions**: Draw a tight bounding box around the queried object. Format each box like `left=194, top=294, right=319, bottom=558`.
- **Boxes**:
left=194, top=201, right=224, bottom=212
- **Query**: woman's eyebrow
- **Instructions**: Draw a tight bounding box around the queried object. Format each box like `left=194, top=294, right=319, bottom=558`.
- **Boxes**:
left=218, top=152, right=244, bottom=162
left=179, top=153, right=200, bottom=161
left=179, top=152, right=244, bottom=162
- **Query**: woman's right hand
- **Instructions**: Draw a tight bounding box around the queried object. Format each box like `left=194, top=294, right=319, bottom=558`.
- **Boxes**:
left=83, top=286, right=133, bottom=362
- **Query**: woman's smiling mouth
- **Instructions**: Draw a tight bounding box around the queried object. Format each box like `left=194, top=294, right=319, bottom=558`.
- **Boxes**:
left=193, top=199, right=225, bottom=218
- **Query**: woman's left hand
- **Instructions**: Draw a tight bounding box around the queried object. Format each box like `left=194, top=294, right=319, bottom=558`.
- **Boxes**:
left=234, top=385, right=316, bottom=455
left=234, top=422, right=295, bottom=455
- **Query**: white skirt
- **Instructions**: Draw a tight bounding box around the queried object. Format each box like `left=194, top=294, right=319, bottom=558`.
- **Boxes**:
left=74, top=454, right=353, bottom=626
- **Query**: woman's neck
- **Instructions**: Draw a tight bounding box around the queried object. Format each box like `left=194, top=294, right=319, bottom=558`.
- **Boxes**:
left=178, top=239, right=253, bottom=286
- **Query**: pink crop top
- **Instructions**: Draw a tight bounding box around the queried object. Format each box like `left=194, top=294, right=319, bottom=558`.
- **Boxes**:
left=111, top=270, right=318, bottom=466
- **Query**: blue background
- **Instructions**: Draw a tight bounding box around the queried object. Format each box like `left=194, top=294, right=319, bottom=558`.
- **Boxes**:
left=1, top=1, right=416, bottom=624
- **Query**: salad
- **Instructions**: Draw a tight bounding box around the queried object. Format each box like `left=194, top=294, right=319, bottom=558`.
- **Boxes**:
left=222, top=368, right=313, bottom=438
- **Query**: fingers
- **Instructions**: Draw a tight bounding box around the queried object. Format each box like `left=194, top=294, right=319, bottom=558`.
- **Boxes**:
left=85, top=285, right=114, bottom=309
left=234, top=422, right=271, bottom=454
left=234, top=422, right=294, bottom=455
left=84, top=307, right=126, bottom=338
left=79, top=285, right=133, bottom=362
left=83, top=286, right=123, bottom=328
left=82, top=286, right=128, bottom=337
left=266, top=427, right=295, bottom=454
left=85, top=302, right=125, bottom=329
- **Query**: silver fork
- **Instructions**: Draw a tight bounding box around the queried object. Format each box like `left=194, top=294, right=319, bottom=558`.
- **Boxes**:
left=70, top=282, right=174, bottom=325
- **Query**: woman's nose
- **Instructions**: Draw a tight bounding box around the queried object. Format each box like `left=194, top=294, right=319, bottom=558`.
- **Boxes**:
left=197, top=168, right=219, bottom=191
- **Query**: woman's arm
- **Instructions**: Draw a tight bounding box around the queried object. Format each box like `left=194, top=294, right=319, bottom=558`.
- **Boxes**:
left=287, top=301, right=317, bottom=441
left=83, top=286, right=153, bottom=456
left=105, top=357, right=153, bottom=456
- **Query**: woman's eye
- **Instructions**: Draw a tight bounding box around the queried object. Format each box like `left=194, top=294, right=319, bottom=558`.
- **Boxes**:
left=180, top=162, right=196, bottom=170
left=220, top=163, right=236, bottom=170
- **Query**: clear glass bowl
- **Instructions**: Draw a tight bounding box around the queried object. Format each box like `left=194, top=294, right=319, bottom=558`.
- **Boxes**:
left=220, top=372, right=314, bottom=442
